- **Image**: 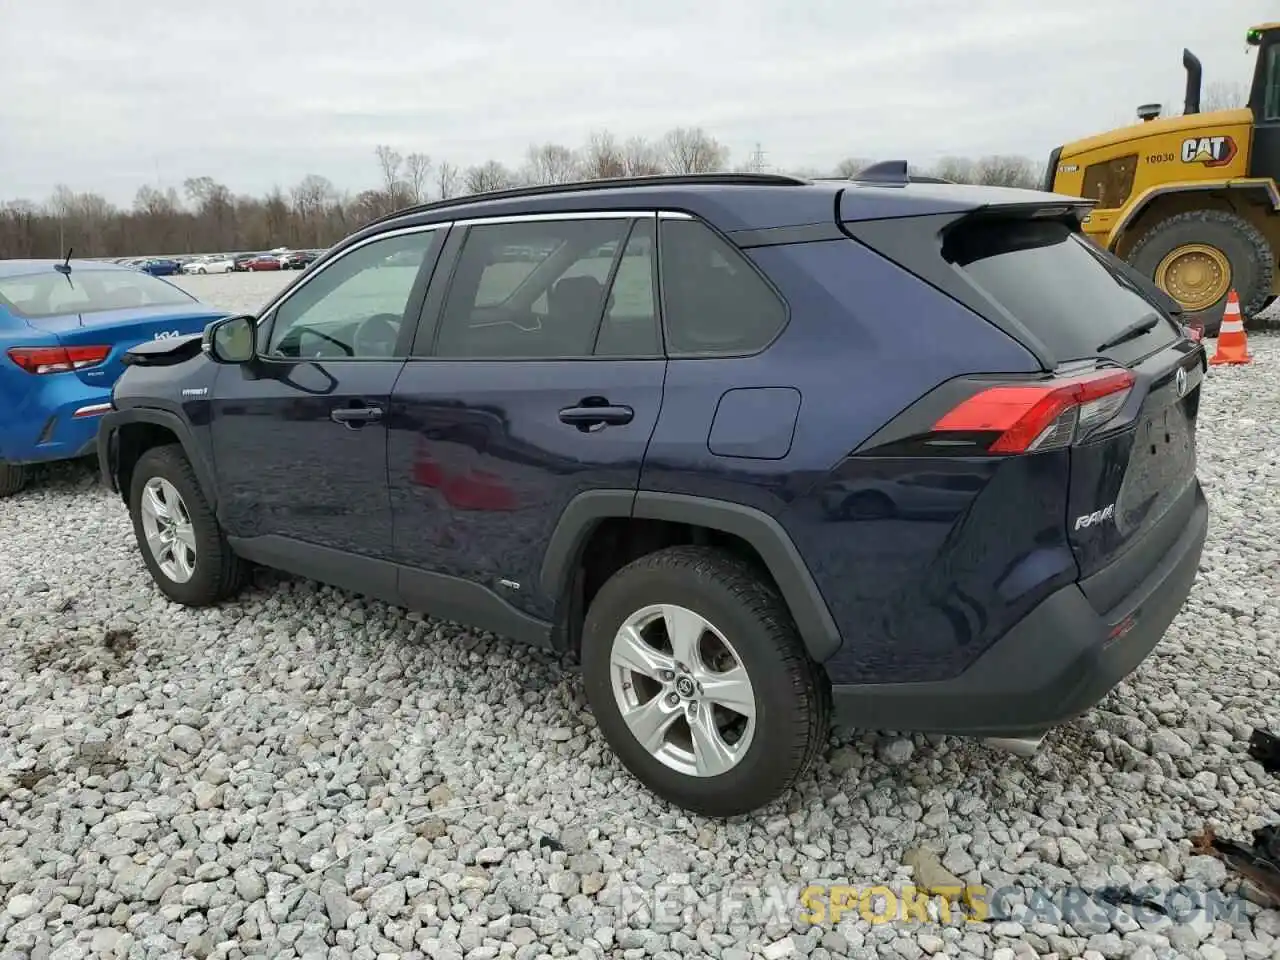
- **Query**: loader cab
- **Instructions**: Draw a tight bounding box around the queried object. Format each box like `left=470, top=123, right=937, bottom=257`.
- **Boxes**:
left=1247, top=23, right=1280, bottom=180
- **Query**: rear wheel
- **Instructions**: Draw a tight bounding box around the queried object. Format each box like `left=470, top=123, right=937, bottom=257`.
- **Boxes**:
left=0, top=462, right=28, bottom=498
left=1127, top=210, right=1273, bottom=335
left=128, top=445, right=246, bottom=606
left=581, top=545, right=829, bottom=817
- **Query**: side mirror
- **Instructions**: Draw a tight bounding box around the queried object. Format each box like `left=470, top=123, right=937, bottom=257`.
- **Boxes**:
left=203, top=314, right=257, bottom=364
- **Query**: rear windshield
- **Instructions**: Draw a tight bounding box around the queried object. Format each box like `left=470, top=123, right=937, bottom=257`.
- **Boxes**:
left=0, top=269, right=195, bottom=319
left=943, top=219, right=1178, bottom=362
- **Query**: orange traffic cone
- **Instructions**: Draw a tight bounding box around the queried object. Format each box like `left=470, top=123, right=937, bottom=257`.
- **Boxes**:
left=1210, top=289, right=1251, bottom=365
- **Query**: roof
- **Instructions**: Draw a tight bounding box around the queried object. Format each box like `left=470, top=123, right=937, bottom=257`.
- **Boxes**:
left=0, top=259, right=134, bottom=279
left=347, top=170, right=1076, bottom=249
left=367, top=174, right=845, bottom=237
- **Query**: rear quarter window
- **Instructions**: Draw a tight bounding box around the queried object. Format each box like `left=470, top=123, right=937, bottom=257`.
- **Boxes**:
left=942, top=219, right=1178, bottom=364
left=659, top=219, right=787, bottom=356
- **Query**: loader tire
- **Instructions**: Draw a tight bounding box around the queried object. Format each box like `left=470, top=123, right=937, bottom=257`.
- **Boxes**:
left=1127, top=210, right=1273, bottom=336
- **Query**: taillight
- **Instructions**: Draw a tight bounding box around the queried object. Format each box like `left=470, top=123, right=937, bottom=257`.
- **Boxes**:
left=7, top=345, right=111, bottom=375
left=934, top=369, right=1135, bottom=454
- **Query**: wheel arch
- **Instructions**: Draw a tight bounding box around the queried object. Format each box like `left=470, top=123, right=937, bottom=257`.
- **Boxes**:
left=101, top=408, right=219, bottom=511
left=540, top=490, right=843, bottom=663
left=1111, top=179, right=1280, bottom=262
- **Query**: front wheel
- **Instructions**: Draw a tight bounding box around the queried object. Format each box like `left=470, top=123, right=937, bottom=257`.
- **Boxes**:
left=581, top=545, right=830, bottom=817
left=0, top=462, right=28, bottom=498
left=128, top=445, right=246, bottom=606
left=1127, top=209, right=1274, bottom=335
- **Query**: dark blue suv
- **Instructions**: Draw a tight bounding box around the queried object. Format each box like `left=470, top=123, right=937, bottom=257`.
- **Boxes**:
left=98, top=169, right=1209, bottom=817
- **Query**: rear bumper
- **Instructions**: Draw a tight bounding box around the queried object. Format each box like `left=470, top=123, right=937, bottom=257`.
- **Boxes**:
left=0, top=381, right=113, bottom=466
left=831, top=481, right=1208, bottom=737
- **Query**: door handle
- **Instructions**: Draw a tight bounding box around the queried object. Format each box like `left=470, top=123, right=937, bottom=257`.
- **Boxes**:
left=558, top=403, right=634, bottom=431
left=330, top=405, right=383, bottom=428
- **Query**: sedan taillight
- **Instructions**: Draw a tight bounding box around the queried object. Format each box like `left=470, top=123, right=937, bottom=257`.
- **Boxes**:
left=7, top=345, right=111, bottom=375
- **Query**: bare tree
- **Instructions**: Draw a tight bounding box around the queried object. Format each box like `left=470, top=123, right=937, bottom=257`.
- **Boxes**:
left=290, top=175, right=336, bottom=245
left=931, top=156, right=978, bottom=184
left=464, top=160, right=515, bottom=195
left=524, top=143, right=581, bottom=185
left=374, top=145, right=403, bottom=195
left=833, top=157, right=872, bottom=179
left=973, top=155, right=1038, bottom=188
left=582, top=130, right=626, bottom=179
left=1202, top=81, right=1248, bottom=112
left=351, top=189, right=397, bottom=224
left=661, top=127, right=729, bottom=174
left=622, top=136, right=663, bottom=176
left=404, top=152, right=432, bottom=203
left=436, top=161, right=461, bottom=200
left=134, top=185, right=179, bottom=217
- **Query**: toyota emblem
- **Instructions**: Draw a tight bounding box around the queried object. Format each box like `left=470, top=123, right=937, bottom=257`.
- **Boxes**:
left=1175, top=366, right=1188, bottom=398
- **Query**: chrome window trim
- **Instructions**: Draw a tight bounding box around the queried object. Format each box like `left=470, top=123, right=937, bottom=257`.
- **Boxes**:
left=450, top=209, right=659, bottom=228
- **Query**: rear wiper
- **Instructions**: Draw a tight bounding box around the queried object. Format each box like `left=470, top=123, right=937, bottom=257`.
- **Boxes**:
left=1096, top=314, right=1160, bottom=352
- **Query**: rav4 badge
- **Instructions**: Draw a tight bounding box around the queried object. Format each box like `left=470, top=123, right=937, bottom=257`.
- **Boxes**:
left=1075, top=504, right=1116, bottom=530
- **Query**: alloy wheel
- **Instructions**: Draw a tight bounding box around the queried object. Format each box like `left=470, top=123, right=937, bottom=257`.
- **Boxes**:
left=139, top=477, right=197, bottom=583
left=609, top=603, right=757, bottom=777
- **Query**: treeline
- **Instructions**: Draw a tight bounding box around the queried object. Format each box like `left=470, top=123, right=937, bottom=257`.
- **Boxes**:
left=0, top=127, right=1044, bottom=259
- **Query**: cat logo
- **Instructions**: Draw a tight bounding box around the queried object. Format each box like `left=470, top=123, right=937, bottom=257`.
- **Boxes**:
left=1180, top=135, right=1237, bottom=167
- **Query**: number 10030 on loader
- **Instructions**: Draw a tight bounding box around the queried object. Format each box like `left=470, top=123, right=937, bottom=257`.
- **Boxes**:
left=1045, top=22, right=1280, bottom=334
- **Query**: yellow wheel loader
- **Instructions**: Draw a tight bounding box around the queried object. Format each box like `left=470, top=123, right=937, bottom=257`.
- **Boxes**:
left=1045, top=22, right=1280, bottom=333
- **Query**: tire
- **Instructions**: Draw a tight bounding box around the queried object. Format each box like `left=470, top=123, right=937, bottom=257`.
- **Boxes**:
left=128, top=444, right=246, bottom=606
left=0, top=462, right=28, bottom=498
left=580, top=545, right=830, bottom=817
left=1127, top=209, right=1273, bottom=336
left=196, top=267, right=207, bottom=275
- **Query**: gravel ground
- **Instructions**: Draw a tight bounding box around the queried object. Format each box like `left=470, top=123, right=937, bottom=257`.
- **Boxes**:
left=1, top=273, right=1278, bottom=960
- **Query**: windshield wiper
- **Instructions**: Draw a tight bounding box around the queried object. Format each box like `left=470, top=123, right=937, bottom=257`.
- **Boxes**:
left=1096, top=313, right=1160, bottom=353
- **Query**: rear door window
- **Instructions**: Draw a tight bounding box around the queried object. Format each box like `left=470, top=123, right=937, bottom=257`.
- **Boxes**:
left=942, top=219, right=1179, bottom=364
left=432, top=217, right=635, bottom=359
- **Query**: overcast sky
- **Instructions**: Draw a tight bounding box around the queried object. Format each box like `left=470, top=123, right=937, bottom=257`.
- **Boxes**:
left=0, top=0, right=1272, bottom=205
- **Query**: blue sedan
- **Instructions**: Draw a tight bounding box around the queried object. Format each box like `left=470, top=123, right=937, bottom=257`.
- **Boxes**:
left=137, top=258, right=183, bottom=276
left=0, top=260, right=226, bottom=496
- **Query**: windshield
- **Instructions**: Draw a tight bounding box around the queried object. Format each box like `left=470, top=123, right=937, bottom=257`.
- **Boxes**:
left=943, top=219, right=1180, bottom=363
left=0, top=269, right=196, bottom=319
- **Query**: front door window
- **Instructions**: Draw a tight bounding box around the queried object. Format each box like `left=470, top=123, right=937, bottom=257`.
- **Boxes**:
left=263, top=230, right=438, bottom=360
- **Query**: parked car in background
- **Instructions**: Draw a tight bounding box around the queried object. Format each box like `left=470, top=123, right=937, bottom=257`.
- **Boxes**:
left=0, top=259, right=226, bottom=496
left=279, top=250, right=319, bottom=270
left=99, top=170, right=1208, bottom=817
left=232, top=254, right=259, bottom=272
left=136, top=258, right=183, bottom=277
left=243, top=254, right=283, bottom=272
left=183, top=256, right=236, bottom=275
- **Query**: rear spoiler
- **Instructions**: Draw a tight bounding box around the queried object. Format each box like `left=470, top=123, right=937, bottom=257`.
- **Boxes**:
left=839, top=180, right=1095, bottom=225
left=123, top=332, right=204, bottom=367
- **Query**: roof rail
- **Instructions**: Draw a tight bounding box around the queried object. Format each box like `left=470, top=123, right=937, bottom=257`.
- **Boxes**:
left=365, top=172, right=811, bottom=228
